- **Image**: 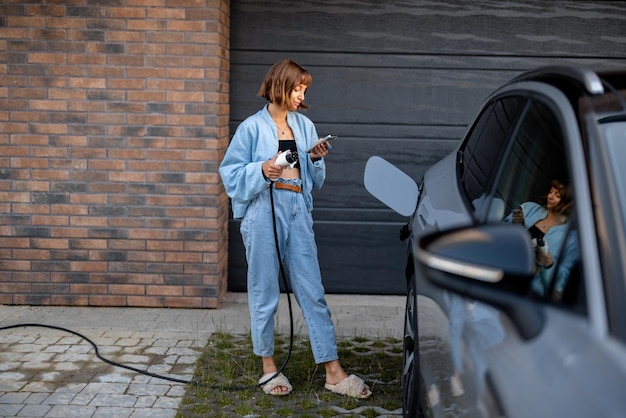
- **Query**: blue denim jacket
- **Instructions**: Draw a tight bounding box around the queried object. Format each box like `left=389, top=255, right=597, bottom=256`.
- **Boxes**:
left=219, top=105, right=326, bottom=219
left=505, top=202, right=580, bottom=295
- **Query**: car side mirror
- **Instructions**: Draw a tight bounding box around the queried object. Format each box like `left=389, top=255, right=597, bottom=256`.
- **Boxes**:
left=417, top=223, right=545, bottom=340
left=364, top=156, right=419, bottom=217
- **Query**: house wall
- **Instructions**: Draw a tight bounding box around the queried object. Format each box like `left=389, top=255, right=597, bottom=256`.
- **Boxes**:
left=0, top=0, right=231, bottom=308
left=2, top=0, right=626, bottom=306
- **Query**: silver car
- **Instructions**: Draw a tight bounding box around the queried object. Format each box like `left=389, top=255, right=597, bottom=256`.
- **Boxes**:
left=365, top=65, right=626, bottom=417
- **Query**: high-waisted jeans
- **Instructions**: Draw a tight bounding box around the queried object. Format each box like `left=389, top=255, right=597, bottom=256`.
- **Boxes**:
left=239, top=178, right=338, bottom=364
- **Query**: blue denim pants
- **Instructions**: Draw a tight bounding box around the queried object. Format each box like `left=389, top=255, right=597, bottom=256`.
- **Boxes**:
left=239, top=179, right=338, bottom=364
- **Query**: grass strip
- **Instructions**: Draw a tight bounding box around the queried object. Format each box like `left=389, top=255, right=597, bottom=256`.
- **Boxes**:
left=176, top=331, right=403, bottom=417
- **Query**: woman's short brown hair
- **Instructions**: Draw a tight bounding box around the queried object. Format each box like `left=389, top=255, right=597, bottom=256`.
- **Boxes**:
left=548, top=179, right=573, bottom=215
left=258, top=59, right=312, bottom=110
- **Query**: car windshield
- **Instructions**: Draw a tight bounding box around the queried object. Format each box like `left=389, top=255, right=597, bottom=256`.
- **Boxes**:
left=602, top=121, right=626, bottom=229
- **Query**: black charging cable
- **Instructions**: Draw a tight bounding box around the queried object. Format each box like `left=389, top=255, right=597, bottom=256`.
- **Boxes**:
left=0, top=183, right=296, bottom=391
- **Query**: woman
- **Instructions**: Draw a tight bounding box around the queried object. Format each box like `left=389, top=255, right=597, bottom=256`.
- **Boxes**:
left=508, top=180, right=576, bottom=297
left=219, top=59, right=371, bottom=399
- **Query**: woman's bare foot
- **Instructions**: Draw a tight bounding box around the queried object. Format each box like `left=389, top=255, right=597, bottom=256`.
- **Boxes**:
left=262, top=357, right=291, bottom=395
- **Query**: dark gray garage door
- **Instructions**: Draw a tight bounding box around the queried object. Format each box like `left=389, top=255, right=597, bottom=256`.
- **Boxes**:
left=227, top=0, right=626, bottom=294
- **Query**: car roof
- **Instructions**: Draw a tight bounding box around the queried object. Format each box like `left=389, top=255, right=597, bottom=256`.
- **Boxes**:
left=507, top=65, right=626, bottom=118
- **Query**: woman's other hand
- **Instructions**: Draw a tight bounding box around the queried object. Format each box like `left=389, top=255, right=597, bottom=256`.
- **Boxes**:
left=309, top=141, right=330, bottom=161
left=536, top=250, right=554, bottom=269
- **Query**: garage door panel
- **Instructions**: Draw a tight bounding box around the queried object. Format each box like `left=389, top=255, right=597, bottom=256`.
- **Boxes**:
left=232, top=1, right=626, bottom=57
left=228, top=0, right=626, bottom=295
left=228, top=220, right=407, bottom=294
left=231, top=64, right=511, bottom=125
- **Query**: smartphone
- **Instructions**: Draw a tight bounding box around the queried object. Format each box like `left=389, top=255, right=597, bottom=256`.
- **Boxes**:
left=307, top=135, right=337, bottom=153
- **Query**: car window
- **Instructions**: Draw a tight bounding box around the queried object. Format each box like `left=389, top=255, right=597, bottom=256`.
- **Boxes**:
left=489, top=97, right=585, bottom=312
left=459, top=96, right=526, bottom=207
left=603, top=121, right=626, bottom=229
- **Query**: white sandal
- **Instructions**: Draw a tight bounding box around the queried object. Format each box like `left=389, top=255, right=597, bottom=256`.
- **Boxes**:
left=324, top=374, right=372, bottom=399
left=258, top=372, right=293, bottom=396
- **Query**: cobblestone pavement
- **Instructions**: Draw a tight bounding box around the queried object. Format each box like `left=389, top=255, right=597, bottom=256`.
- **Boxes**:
left=0, top=293, right=404, bottom=417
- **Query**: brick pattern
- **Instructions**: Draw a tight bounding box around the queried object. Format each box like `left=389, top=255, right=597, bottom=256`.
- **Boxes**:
left=0, top=1, right=231, bottom=308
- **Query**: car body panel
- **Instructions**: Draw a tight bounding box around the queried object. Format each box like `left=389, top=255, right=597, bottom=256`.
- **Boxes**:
left=364, top=65, right=626, bottom=417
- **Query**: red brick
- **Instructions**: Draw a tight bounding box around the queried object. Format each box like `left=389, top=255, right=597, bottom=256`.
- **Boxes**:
left=70, top=261, right=107, bottom=272
left=147, top=8, right=185, bottom=19
left=166, top=297, right=202, bottom=308
left=0, top=260, right=31, bottom=270
left=107, top=31, right=145, bottom=42
left=88, top=159, right=126, bottom=171
left=51, top=295, right=89, bottom=305
left=167, top=161, right=205, bottom=174
left=31, top=238, right=69, bottom=249
left=11, top=134, right=48, bottom=145
left=12, top=203, right=49, bottom=214
left=0, top=123, right=28, bottom=134
left=126, top=44, right=162, bottom=55
left=127, top=296, right=165, bottom=307
left=167, top=138, right=205, bottom=150
left=109, top=171, right=145, bottom=182
left=70, top=216, right=107, bottom=227
left=108, top=7, right=146, bottom=18
left=32, top=216, right=69, bottom=226
left=0, top=283, right=30, bottom=293
left=51, top=205, right=88, bottom=215
left=0, top=191, right=30, bottom=202
left=14, top=295, right=51, bottom=305
left=147, top=149, right=184, bottom=160
left=47, top=17, right=86, bottom=29
left=49, top=66, right=86, bottom=77
left=127, top=160, right=165, bottom=171
left=68, top=54, right=106, bottom=65
left=28, top=53, right=67, bottom=64
left=127, top=114, right=166, bottom=125
left=167, top=20, right=205, bottom=32
left=50, top=227, right=88, bottom=238
left=166, top=91, right=204, bottom=102
left=71, top=284, right=107, bottom=294
left=127, top=90, right=164, bottom=102
left=128, top=0, right=166, bottom=6
left=166, top=114, right=204, bottom=126
left=70, top=194, right=106, bottom=204
left=29, top=123, right=68, bottom=134
left=146, top=240, right=184, bottom=251
left=68, top=77, right=105, bottom=89
left=147, top=285, right=183, bottom=296
left=88, top=113, right=126, bottom=124
left=108, top=78, right=145, bottom=89
left=146, top=79, right=185, bottom=90
left=88, top=67, right=125, bottom=77
left=7, top=16, right=46, bottom=28
left=90, top=295, right=127, bottom=306
left=127, top=251, right=164, bottom=262
left=127, top=67, right=164, bottom=78
left=145, top=32, right=185, bottom=43
left=128, top=230, right=166, bottom=240
left=12, top=249, right=49, bottom=260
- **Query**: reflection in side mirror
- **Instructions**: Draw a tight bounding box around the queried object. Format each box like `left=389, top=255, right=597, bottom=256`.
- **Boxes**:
left=417, top=224, right=544, bottom=340
left=364, top=156, right=419, bottom=217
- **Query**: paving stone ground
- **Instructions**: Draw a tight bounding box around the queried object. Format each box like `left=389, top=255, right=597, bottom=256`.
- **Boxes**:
left=0, top=293, right=404, bottom=417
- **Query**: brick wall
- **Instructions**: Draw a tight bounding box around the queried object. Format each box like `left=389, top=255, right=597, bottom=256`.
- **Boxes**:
left=0, top=0, right=231, bottom=308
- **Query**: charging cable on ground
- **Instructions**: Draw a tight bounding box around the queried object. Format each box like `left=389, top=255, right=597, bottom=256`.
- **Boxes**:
left=0, top=177, right=296, bottom=391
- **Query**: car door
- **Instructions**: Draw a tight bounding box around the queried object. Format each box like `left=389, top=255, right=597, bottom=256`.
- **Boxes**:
left=422, top=84, right=626, bottom=417
left=414, top=93, right=529, bottom=417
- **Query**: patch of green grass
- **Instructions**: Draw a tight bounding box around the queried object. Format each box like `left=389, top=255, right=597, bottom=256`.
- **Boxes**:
left=176, top=331, right=402, bottom=417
